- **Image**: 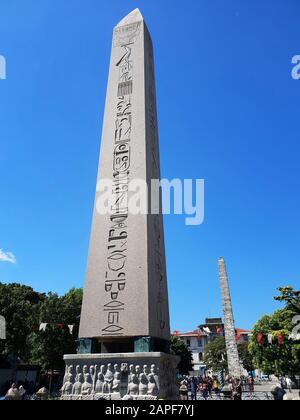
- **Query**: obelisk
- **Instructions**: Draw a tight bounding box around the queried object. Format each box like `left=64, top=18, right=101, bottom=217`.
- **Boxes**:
left=218, top=258, right=241, bottom=378
left=62, top=9, right=178, bottom=400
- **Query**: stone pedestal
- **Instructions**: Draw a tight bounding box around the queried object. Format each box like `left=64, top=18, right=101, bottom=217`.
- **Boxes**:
left=61, top=353, right=179, bottom=401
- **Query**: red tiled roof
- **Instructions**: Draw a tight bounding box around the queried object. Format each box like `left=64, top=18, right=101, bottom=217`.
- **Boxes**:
left=172, top=330, right=207, bottom=337
left=235, top=328, right=251, bottom=334
left=173, top=328, right=251, bottom=337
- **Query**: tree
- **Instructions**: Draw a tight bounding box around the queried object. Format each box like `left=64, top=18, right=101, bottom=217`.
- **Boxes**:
left=203, top=337, right=227, bottom=372
left=249, top=309, right=300, bottom=376
left=249, top=286, right=300, bottom=377
left=204, top=336, right=256, bottom=373
left=28, top=289, right=83, bottom=373
left=274, top=286, right=300, bottom=314
left=0, top=283, right=45, bottom=361
left=238, top=342, right=255, bottom=373
left=170, top=336, right=193, bottom=375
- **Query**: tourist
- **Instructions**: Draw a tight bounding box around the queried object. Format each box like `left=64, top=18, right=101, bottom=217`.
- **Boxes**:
left=18, top=385, right=26, bottom=400
left=248, top=376, right=254, bottom=396
left=179, top=379, right=189, bottom=401
left=207, top=376, right=213, bottom=397
left=190, top=377, right=197, bottom=401
left=222, top=380, right=233, bottom=401
left=212, top=377, right=220, bottom=396
left=233, top=379, right=242, bottom=401
left=286, top=377, right=293, bottom=393
left=199, top=380, right=209, bottom=400
left=5, top=383, right=21, bottom=401
left=271, top=384, right=286, bottom=401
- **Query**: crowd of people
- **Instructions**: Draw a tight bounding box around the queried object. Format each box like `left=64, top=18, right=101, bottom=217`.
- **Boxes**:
left=179, top=374, right=299, bottom=401
left=179, top=375, right=247, bottom=400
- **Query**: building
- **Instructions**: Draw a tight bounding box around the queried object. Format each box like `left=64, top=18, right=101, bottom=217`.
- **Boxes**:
left=173, top=318, right=251, bottom=374
left=173, top=329, right=209, bottom=374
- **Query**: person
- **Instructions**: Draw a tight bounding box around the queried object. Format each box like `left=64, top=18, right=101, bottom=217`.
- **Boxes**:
left=212, top=377, right=220, bottom=397
left=207, top=376, right=213, bottom=397
left=248, top=376, right=254, bottom=396
left=280, top=377, right=287, bottom=389
left=233, top=379, right=242, bottom=401
left=179, top=379, right=189, bottom=401
left=200, top=380, right=209, bottom=400
left=190, top=377, right=197, bottom=401
left=222, top=381, right=233, bottom=401
left=5, top=383, right=21, bottom=400
left=286, top=377, right=293, bottom=393
left=18, top=385, right=26, bottom=400
left=271, top=384, right=286, bottom=401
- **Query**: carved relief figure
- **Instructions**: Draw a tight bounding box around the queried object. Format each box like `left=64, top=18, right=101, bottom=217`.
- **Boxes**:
left=63, top=365, right=74, bottom=385
left=95, top=365, right=105, bottom=394
left=62, top=365, right=75, bottom=395
left=72, top=373, right=83, bottom=395
left=104, top=363, right=114, bottom=394
left=128, top=374, right=139, bottom=396
left=89, top=365, right=97, bottom=392
left=82, top=374, right=93, bottom=396
left=139, top=366, right=149, bottom=396
left=112, top=364, right=121, bottom=393
left=75, top=365, right=81, bottom=382
left=148, top=374, right=159, bottom=397
left=61, top=371, right=74, bottom=396
left=150, top=364, right=160, bottom=390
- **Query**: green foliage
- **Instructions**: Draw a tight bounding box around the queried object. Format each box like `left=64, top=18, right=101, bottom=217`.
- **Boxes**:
left=28, top=325, right=75, bottom=372
left=170, top=336, right=193, bottom=375
left=203, top=337, right=227, bottom=372
left=249, top=293, right=300, bottom=376
left=0, top=283, right=82, bottom=372
left=0, top=283, right=45, bottom=360
left=274, top=286, right=300, bottom=314
left=250, top=310, right=300, bottom=376
left=204, top=336, right=256, bottom=373
left=238, top=342, right=255, bottom=373
left=28, top=288, right=83, bottom=371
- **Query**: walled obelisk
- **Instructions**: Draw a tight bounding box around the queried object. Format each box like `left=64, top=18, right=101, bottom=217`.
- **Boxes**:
left=62, top=9, right=178, bottom=400
left=218, top=258, right=241, bottom=378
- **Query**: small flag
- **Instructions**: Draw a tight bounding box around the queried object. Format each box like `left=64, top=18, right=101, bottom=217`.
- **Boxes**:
left=257, top=333, right=263, bottom=346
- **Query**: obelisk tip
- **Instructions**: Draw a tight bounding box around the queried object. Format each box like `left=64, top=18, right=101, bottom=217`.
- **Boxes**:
left=116, top=8, right=144, bottom=27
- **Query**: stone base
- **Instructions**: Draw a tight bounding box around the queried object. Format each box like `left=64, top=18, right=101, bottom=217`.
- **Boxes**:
left=61, top=352, right=179, bottom=400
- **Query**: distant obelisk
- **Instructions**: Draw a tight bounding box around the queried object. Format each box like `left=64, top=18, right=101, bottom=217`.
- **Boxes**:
left=62, top=9, right=178, bottom=400
left=218, top=258, right=241, bottom=378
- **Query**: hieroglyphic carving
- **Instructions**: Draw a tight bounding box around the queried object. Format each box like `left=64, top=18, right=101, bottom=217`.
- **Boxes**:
left=102, top=42, right=135, bottom=337
left=113, top=22, right=142, bottom=48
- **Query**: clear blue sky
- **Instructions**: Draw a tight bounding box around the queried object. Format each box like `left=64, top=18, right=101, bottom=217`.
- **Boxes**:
left=0, top=0, right=299, bottom=331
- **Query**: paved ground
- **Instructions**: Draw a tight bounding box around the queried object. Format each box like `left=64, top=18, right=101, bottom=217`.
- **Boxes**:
left=255, top=382, right=300, bottom=399
left=190, top=382, right=300, bottom=400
